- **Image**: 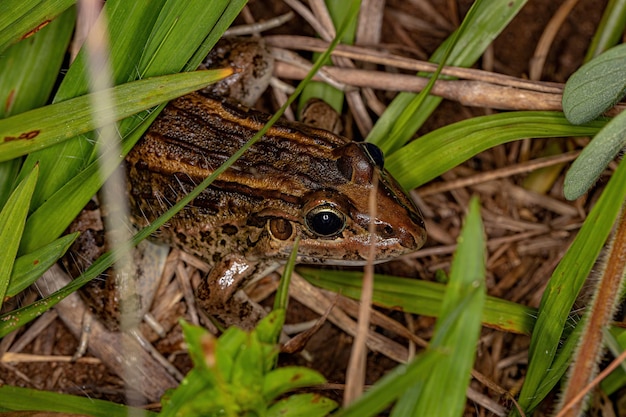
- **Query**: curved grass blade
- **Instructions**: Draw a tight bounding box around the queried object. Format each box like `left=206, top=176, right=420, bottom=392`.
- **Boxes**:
left=385, top=111, right=606, bottom=191
left=515, top=146, right=626, bottom=416
left=0, top=164, right=37, bottom=309
left=0, top=69, right=232, bottom=162
left=584, top=0, right=626, bottom=60
left=563, top=43, right=626, bottom=125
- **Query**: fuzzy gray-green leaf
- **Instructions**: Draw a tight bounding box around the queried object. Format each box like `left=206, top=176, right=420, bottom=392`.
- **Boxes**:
left=563, top=43, right=626, bottom=125
left=564, top=109, right=626, bottom=200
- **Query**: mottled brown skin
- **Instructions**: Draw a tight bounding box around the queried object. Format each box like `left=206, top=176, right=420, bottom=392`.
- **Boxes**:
left=126, top=91, right=426, bottom=326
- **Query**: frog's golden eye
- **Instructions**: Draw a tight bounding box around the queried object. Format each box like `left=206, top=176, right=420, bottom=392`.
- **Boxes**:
left=305, top=204, right=346, bottom=238
left=269, top=218, right=293, bottom=240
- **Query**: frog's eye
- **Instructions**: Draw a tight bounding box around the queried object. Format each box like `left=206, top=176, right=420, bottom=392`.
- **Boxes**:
left=360, top=142, right=385, bottom=169
left=305, top=204, right=346, bottom=237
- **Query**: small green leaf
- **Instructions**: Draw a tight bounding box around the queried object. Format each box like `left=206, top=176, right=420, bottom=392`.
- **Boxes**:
left=263, top=367, right=326, bottom=401
left=267, top=393, right=338, bottom=417
left=564, top=110, right=626, bottom=199
left=0, top=164, right=38, bottom=308
left=7, top=232, right=78, bottom=297
left=563, top=43, right=626, bottom=125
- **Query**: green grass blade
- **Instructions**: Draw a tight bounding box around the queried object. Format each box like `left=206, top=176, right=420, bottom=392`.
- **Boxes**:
left=138, top=0, right=245, bottom=77
left=0, top=0, right=74, bottom=53
left=0, top=6, right=75, bottom=118
left=0, top=6, right=75, bottom=208
left=0, top=69, right=231, bottom=162
left=299, top=268, right=534, bottom=335
left=407, top=197, right=485, bottom=417
left=0, top=164, right=38, bottom=308
left=385, top=111, right=606, bottom=191
left=367, top=0, right=526, bottom=154
left=7, top=233, right=77, bottom=297
left=334, top=350, right=442, bottom=417
left=584, top=0, right=626, bottom=60
left=0, top=385, right=155, bottom=417
left=515, top=153, right=626, bottom=415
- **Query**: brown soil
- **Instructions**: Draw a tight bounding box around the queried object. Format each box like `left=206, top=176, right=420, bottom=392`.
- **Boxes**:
left=1, top=0, right=620, bottom=415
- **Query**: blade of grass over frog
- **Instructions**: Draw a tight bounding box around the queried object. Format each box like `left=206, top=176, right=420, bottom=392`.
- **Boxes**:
left=408, top=197, right=485, bottom=417
left=0, top=164, right=38, bottom=310
left=0, top=7, right=75, bottom=118
left=0, top=385, right=156, bottom=417
left=298, top=268, right=536, bottom=335
left=584, top=0, right=626, bottom=61
left=367, top=0, right=526, bottom=154
left=0, top=0, right=74, bottom=53
left=7, top=233, right=78, bottom=297
left=0, top=5, right=358, bottom=336
left=386, top=111, right=606, bottom=191
left=564, top=112, right=626, bottom=200
left=334, top=350, right=442, bottom=417
left=515, top=145, right=626, bottom=416
left=562, top=43, right=626, bottom=125
left=0, top=69, right=232, bottom=162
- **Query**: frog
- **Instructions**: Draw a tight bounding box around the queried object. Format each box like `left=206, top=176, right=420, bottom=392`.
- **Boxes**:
left=66, top=37, right=427, bottom=329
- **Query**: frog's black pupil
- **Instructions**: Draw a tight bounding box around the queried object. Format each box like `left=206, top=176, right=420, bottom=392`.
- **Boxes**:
left=362, top=142, right=385, bottom=169
left=306, top=206, right=345, bottom=237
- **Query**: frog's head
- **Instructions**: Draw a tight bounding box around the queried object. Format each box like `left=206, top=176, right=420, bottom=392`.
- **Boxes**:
left=254, top=142, right=426, bottom=265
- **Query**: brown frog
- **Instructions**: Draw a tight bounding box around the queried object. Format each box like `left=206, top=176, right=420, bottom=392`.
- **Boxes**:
left=70, top=38, right=427, bottom=329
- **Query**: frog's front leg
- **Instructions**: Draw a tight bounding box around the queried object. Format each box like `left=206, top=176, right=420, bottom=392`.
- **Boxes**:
left=194, top=254, right=279, bottom=329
